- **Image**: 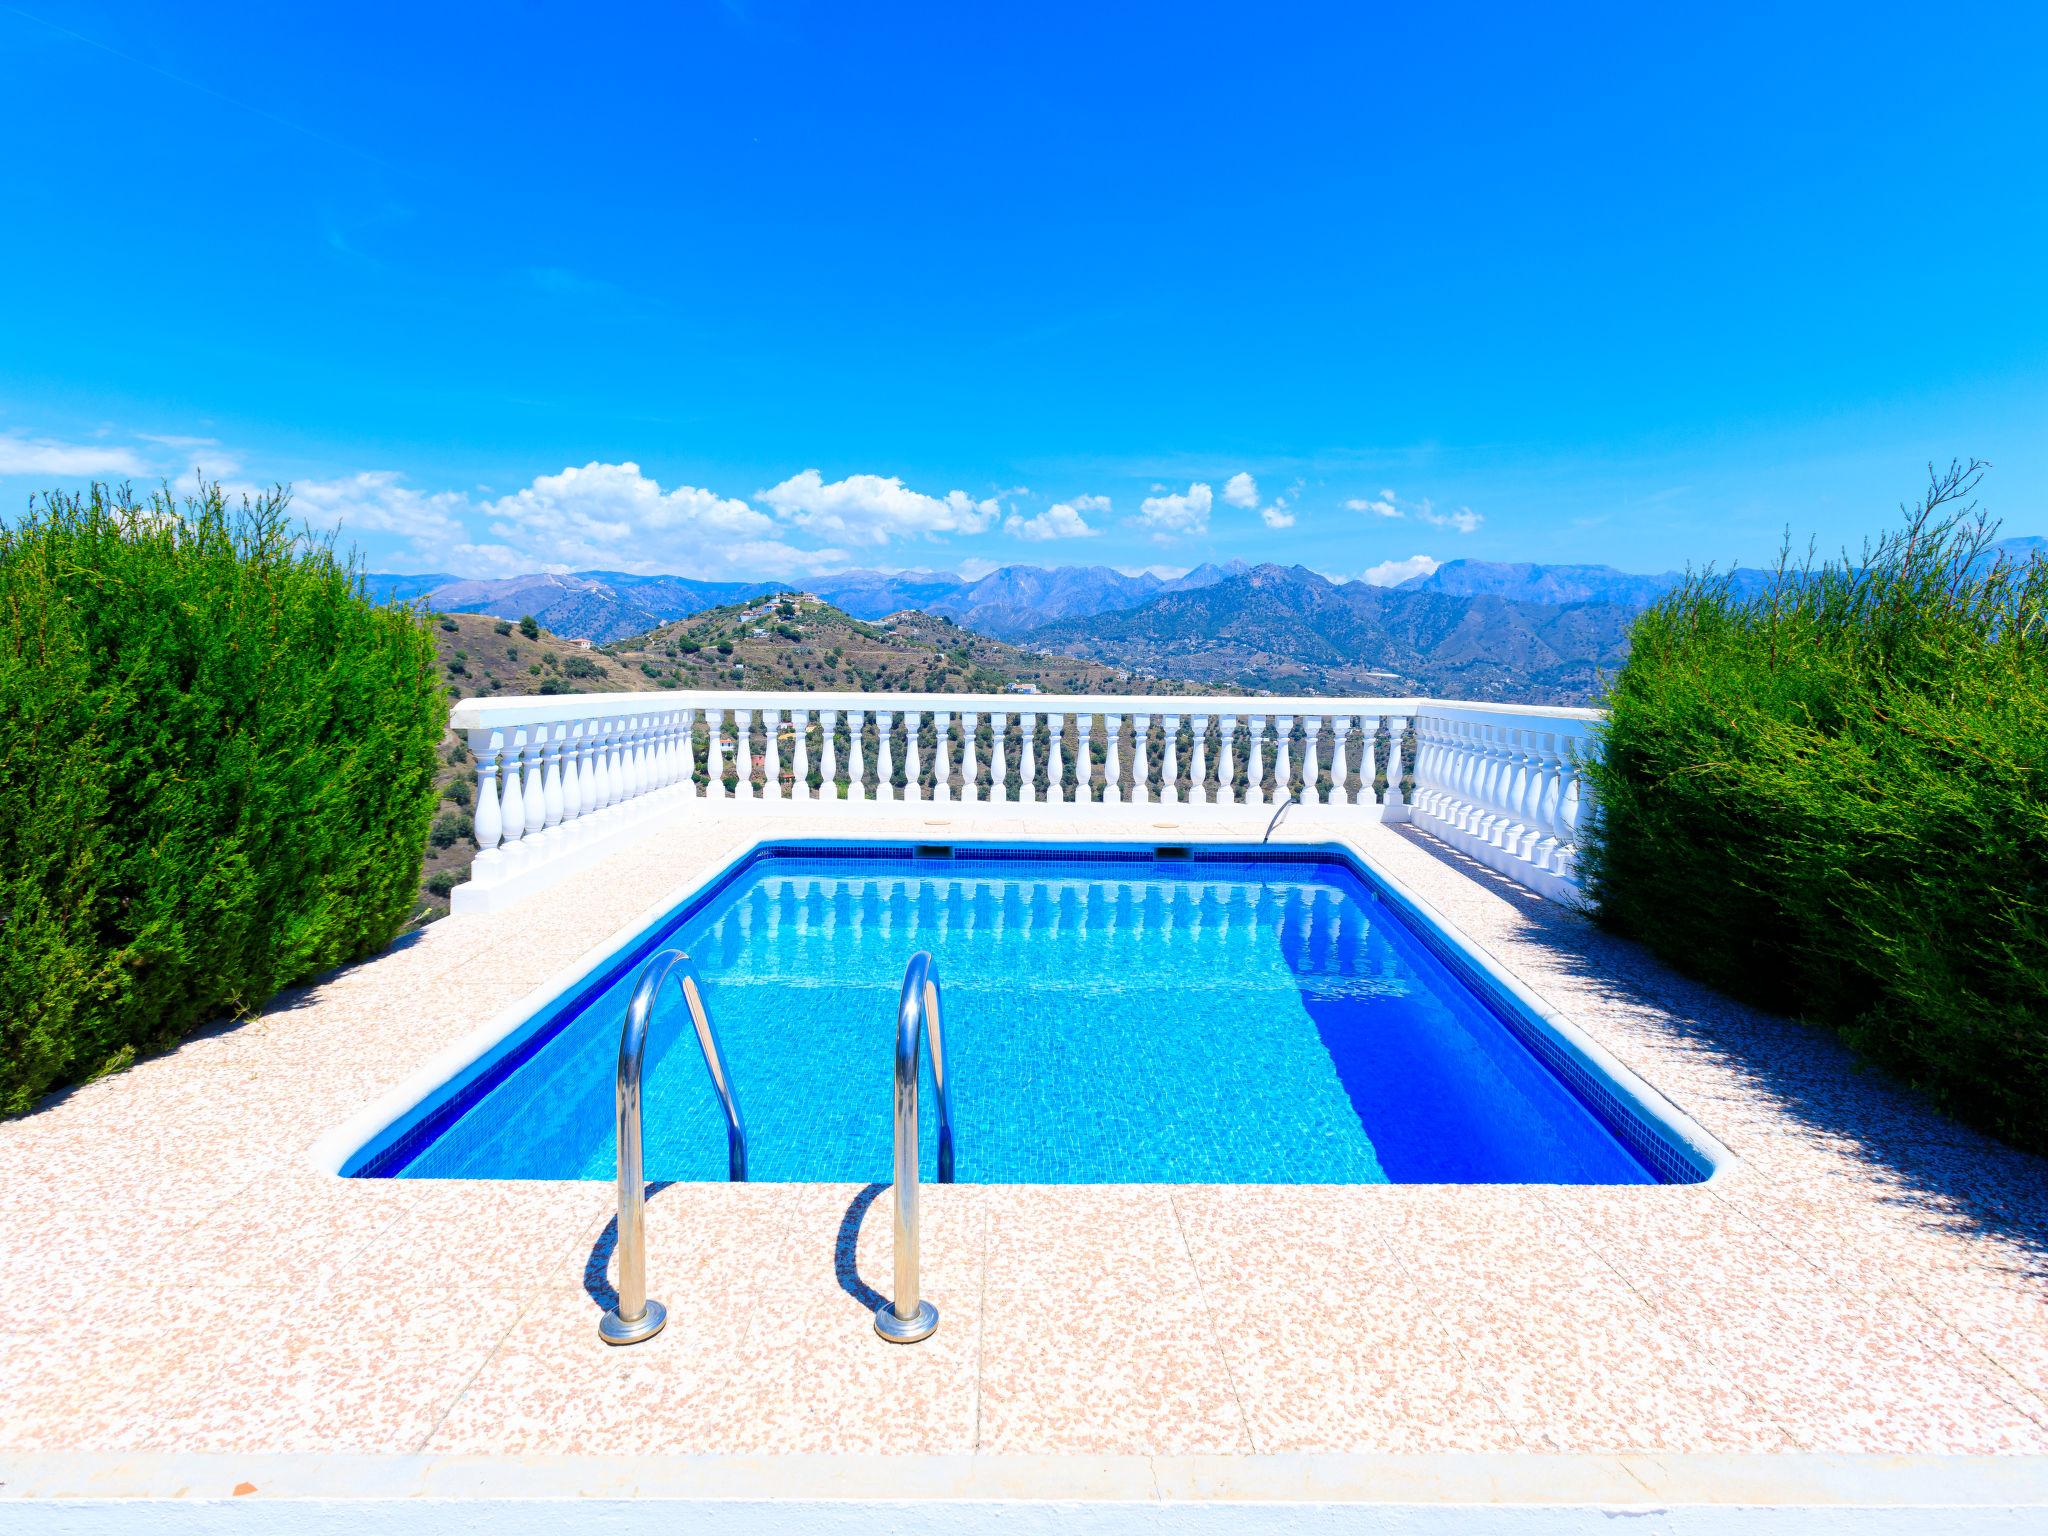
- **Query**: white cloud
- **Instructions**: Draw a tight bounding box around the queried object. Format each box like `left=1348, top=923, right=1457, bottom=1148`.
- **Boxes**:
left=1346, top=495, right=1404, bottom=519
left=956, top=556, right=1001, bottom=580
left=758, top=468, right=1001, bottom=546
left=1261, top=504, right=1297, bottom=529
left=1006, top=500, right=1103, bottom=542
left=1134, top=481, right=1212, bottom=541
left=1422, top=505, right=1484, bottom=534
left=0, top=433, right=150, bottom=477
left=1222, top=471, right=1259, bottom=509
left=137, top=433, right=242, bottom=477
left=1069, top=493, right=1111, bottom=514
left=290, top=471, right=470, bottom=540
left=286, top=461, right=850, bottom=580
left=1360, top=554, right=1440, bottom=587
left=1345, top=488, right=1482, bottom=534
left=489, top=461, right=769, bottom=550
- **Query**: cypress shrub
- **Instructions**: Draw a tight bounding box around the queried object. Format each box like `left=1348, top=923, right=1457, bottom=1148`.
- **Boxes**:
left=0, top=482, right=446, bottom=1114
left=1583, top=462, right=2048, bottom=1151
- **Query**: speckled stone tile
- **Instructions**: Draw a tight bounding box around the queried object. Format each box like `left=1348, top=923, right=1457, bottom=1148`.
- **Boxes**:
left=1, top=802, right=2044, bottom=1460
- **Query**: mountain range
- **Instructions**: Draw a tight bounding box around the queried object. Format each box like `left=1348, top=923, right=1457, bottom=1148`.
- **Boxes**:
left=364, top=536, right=2044, bottom=705
left=1025, top=564, right=1639, bottom=704
left=362, top=561, right=1251, bottom=643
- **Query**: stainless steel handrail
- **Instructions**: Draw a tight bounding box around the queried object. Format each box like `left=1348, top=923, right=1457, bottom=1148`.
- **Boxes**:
left=599, top=948, right=747, bottom=1346
left=874, top=949, right=952, bottom=1343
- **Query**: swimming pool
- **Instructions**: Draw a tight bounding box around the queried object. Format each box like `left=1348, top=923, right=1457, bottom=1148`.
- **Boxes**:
left=331, top=842, right=1720, bottom=1185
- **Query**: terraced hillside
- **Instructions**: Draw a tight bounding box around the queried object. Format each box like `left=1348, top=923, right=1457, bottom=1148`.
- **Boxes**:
left=605, top=592, right=1219, bottom=697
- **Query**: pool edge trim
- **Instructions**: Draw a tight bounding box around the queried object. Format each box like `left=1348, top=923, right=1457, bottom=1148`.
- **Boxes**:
left=308, top=826, right=1733, bottom=1185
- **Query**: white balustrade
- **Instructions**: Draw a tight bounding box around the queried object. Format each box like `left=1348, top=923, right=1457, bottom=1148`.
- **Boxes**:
left=448, top=688, right=1599, bottom=912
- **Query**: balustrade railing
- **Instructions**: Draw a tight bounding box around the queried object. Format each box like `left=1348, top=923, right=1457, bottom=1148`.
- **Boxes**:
left=445, top=690, right=1598, bottom=912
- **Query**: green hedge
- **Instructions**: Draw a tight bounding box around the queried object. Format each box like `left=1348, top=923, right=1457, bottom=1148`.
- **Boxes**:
left=0, top=482, right=446, bottom=1114
left=1582, top=463, right=2048, bottom=1152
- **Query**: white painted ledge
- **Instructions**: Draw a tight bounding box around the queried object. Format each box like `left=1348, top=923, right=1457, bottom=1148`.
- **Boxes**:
left=3, top=1452, right=2044, bottom=1533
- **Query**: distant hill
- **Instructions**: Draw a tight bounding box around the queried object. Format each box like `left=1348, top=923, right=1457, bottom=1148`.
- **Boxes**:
left=364, top=560, right=1249, bottom=643
left=606, top=593, right=1218, bottom=697
left=1403, top=559, right=1683, bottom=608
left=1030, top=563, right=1637, bottom=704
left=373, top=570, right=778, bottom=642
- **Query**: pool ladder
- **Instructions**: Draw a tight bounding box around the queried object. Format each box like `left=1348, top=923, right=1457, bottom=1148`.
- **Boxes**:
left=600, top=948, right=954, bottom=1348
left=875, top=950, right=953, bottom=1344
left=600, top=949, right=746, bottom=1346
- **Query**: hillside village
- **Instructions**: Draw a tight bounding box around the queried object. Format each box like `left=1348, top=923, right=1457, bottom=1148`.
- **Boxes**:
left=600, top=592, right=1219, bottom=698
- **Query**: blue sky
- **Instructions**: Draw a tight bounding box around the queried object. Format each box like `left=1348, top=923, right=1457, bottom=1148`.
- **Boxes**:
left=3, top=1, right=2043, bottom=585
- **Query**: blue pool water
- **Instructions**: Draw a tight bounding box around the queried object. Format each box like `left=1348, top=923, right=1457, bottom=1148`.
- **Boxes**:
left=370, top=848, right=1663, bottom=1184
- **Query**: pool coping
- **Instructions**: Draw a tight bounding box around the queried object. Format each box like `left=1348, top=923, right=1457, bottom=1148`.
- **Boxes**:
left=307, top=828, right=1732, bottom=1186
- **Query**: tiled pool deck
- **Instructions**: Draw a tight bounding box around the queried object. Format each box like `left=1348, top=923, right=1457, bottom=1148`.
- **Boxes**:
left=3, top=806, right=2045, bottom=1488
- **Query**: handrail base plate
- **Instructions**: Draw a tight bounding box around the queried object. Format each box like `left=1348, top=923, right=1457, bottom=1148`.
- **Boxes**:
left=873, top=1299, right=938, bottom=1345
left=599, top=1299, right=668, bottom=1347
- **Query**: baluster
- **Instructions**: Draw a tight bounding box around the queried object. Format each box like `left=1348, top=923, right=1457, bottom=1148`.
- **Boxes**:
left=641, top=711, right=661, bottom=798
left=1383, top=714, right=1411, bottom=821
left=1459, top=722, right=1488, bottom=836
left=785, top=708, right=806, bottom=802
left=929, top=710, right=949, bottom=803
left=1163, top=714, right=1183, bottom=804
left=1046, top=711, right=1064, bottom=803
left=585, top=717, right=610, bottom=811
left=556, top=720, right=585, bottom=842
left=876, top=710, right=896, bottom=802
left=469, top=727, right=505, bottom=882
left=1328, top=716, right=1352, bottom=806
left=1219, top=713, right=1239, bottom=805
left=757, top=706, right=779, bottom=803
left=1019, top=712, right=1037, bottom=808
left=1408, top=715, right=1434, bottom=817
left=1114, top=708, right=1130, bottom=806
left=623, top=713, right=643, bottom=806
left=500, top=724, right=529, bottom=855
left=904, top=708, right=924, bottom=802
left=1129, top=714, right=1149, bottom=803
left=655, top=712, right=673, bottom=792
left=521, top=721, right=551, bottom=848
left=1190, top=714, right=1210, bottom=807
left=819, top=709, right=839, bottom=803
left=1497, top=728, right=1531, bottom=856
left=538, top=720, right=566, bottom=845
left=606, top=717, right=628, bottom=810
left=1299, top=716, right=1320, bottom=804
left=707, top=710, right=724, bottom=802
left=1470, top=724, right=1501, bottom=841
left=623, top=715, right=646, bottom=805
left=1509, top=729, right=1539, bottom=857
left=1558, top=750, right=1585, bottom=887
left=726, top=709, right=748, bottom=803
left=849, top=709, right=868, bottom=800
left=1433, top=717, right=1459, bottom=820
left=958, top=710, right=978, bottom=802
left=1278, top=715, right=1298, bottom=803
left=612, top=715, right=633, bottom=807
left=676, top=708, right=696, bottom=799
left=1073, top=708, right=1089, bottom=806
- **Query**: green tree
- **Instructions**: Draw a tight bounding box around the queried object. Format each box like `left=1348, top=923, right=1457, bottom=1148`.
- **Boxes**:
left=0, top=481, right=446, bottom=1113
